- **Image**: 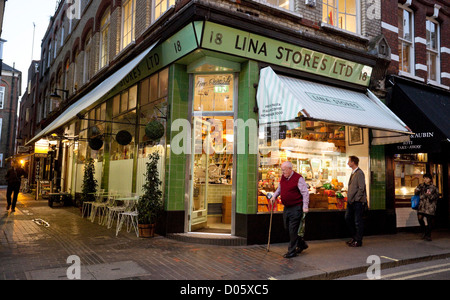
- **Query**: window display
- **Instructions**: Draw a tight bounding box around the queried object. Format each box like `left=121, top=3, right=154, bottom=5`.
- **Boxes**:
left=258, top=121, right=350, bottom=212
left=394, top=153, right=427, bottom=199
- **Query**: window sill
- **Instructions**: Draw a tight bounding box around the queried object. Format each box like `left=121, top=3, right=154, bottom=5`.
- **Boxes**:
left=427, top=80, right=449, bottom=90
left=320, top=22, right=369, bottom=43
left=398, top=71, right=425, bottom=82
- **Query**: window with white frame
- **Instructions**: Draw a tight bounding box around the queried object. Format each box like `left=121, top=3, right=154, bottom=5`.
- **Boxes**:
left=0, top=86, right=4, bottom=109
left=398, top=6, right=413, bottom=74
left=83, top=33, right=92, bottom=84
left=48, top=43, right=52, bottom=68
left=54, top=29, right=58, bottom=58
left=153, top=0, right=175, bottom=21
left=257, top=0, right=292, bottom=10
left=121, top=0, right=135, bottom=49
left=322, top=0, right=359, bottom=34
left=100, top=8, right=110, bottom=69
left=426, top=19, right=440, bottom=82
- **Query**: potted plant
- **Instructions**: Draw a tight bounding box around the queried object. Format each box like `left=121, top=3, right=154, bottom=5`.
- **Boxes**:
left=79, top=158, right=98, bottom=211
left=137, top=152, right=163, bottom=237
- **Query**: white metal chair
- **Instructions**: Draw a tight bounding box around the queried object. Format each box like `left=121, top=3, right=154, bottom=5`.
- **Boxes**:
left=82, top=189, right=104, bottom=218
left=115, top=196, right=140, bottom=237
left=90, top=192, right=117, bottom=224
left=105, top=193, right=136, bottom=229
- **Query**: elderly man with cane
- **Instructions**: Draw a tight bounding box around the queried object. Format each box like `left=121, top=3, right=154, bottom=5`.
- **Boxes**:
left=270, top=161, right=309, bottom=258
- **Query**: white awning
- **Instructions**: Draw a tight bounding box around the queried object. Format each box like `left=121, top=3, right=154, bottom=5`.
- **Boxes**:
left=256, top=67, right=412, bottom=141
left=27, top=41, right=158, bottom=145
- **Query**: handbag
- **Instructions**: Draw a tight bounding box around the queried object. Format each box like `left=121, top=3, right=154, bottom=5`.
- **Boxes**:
left=411, top=195, right=420, bottom=210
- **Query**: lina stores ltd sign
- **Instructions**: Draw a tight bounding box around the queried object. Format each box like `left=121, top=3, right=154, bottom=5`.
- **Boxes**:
left=200, top=21, right=373, bottom=87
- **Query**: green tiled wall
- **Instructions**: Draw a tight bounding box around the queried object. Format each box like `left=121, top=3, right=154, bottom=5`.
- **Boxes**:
left=236, top=61, right=259, bottom=214
left=165, top=64, right=189, bottom=211
left=370, top=145, right=386, bottom=210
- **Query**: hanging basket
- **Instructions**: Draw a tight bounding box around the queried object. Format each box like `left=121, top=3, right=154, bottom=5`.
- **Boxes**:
left=145, top=120, right=165, bottom=141
left=88, top=137, right=103, bottom=150
left=116, top=130, right=132, bottom=145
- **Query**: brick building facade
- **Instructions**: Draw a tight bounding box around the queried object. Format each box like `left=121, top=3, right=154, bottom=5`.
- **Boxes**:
left=16, top=0, right=447, bottom=243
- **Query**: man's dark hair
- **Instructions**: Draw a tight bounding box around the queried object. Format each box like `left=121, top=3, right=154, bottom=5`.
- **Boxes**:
left=349, top=155, right=359, bottom=166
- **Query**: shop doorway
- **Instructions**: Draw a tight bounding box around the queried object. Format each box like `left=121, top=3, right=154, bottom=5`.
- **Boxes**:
left=189, top=116, right=233, bottom=233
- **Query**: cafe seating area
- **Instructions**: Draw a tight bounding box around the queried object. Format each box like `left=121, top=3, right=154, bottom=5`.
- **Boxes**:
left=81, top=190, right=140, bottom=237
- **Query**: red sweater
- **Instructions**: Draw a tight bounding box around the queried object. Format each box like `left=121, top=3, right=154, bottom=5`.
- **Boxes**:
left=280, top=171, right=303, bottom=207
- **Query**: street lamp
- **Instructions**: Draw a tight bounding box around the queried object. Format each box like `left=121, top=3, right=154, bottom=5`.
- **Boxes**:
left=50, top=88, right=69, bottom=102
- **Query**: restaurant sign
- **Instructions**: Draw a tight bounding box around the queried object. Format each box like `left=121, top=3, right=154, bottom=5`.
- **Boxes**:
left=200, top=22, right=373, bottom=87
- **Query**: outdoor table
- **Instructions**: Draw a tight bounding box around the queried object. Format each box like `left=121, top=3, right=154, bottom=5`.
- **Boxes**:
left=48, top=192, right=72, bottom=208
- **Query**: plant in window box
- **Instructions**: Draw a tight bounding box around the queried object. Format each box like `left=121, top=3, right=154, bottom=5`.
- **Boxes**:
left=137, top=151, right=163, bottom=237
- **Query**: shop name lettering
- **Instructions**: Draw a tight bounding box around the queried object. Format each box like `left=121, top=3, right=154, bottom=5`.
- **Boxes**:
left=117, top=53, right=161, bottom=87
left=196, top=76, right=232, bottom=88
left=232, top=35, right=364, bottom=79
left=397, top=132, right=434, bottom=150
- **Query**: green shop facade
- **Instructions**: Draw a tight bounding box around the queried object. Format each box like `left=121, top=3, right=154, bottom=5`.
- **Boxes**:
left=33, top=10, right=413, bottom=244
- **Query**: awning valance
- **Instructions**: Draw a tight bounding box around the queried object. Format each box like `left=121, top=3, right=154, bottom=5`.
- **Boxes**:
left=27, top=41, right=159, bottom=145
left=256, top=67, right=412, bottom=143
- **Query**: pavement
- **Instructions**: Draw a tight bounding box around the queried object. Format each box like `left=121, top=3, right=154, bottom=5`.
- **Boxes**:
left=1, top=188, right=450, bottom=281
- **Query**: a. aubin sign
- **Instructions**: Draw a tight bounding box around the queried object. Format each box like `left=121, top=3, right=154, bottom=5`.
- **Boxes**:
left=396, top=131, right=435, bottom=151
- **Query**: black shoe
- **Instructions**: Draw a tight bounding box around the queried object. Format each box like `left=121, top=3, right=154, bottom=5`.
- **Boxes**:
left=296, top=241, right=309, bottom=254
left=11, top=209, right=15, bottom=212
left=6, top=205, right=10, bottom=211
left=348, top=240, right=362, bottom=247
left=346, top=239, right=355, bottom=245
left=283, top=252, right=297, bottom=258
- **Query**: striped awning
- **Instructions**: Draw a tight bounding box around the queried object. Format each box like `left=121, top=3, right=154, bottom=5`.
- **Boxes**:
left=256, top=67, right=412, bottom=142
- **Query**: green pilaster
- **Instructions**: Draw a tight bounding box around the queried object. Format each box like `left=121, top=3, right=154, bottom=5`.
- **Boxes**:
left=165, top=64, right=189, bottom=211
left=236, top=60, right=259, bottom=214
left=370, top=145, right=386, bottom=210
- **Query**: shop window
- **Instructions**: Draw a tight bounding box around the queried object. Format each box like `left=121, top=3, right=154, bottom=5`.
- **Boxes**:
left=258, top=121, right=353, bottom=212
left=426, top=19, right=440, bottom=83
left=136, top=69, right=169, bottom=195
left=153, top=0, right=175, bottom=22
left=398, top=6, right=414, bottom=74
left=193, top=74, right=234, bottom=112
left=394, top=153, right=427, bottom=200
left=322, top=0, right=359, bottom=34
left=111, top=85, right=138, bottom=161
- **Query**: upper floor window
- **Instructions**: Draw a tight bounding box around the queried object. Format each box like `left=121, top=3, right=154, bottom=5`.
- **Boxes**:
left=48, top=43, right=52, bottom=68
left=398, top=6, right=413, bottom=74
left=100, top=8, right=110, bottom=69
left=263, top=0, right=291, bottom=10
left=0, top=86, right=5, bottom=109
left=322, top=0, right=359, bottom=34
left=153, top=0, right=175, bottom=21
left=426, top=19, right=440, bottom=82
left=83, top=32, right=92, bottom=84
left=121, top=0, right=135, bottom=49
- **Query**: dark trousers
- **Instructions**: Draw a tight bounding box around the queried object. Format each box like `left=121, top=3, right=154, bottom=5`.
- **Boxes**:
left=345, top=201, right=364, bottom=242
left=283, top=205, right=302, bottom=255
left=7, top=184, right=20, bottom=210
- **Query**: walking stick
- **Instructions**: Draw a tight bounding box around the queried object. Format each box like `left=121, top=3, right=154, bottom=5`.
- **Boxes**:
left=266, top=193, right=274, bottom=252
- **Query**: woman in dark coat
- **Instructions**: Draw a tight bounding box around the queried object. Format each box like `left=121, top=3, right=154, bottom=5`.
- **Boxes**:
left=415, top=173, right=439, bottom=241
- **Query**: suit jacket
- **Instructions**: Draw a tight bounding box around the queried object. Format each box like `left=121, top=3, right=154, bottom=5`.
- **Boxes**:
left=347, top=168, right=367, bottom=204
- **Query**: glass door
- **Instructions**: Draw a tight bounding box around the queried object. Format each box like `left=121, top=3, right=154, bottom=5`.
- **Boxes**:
left=190, top=117, right=210, bottom=231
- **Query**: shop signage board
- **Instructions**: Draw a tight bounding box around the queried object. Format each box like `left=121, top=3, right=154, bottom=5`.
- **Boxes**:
left=200, top=21, right=373, bottom=87
left=106, top=22, right=200, bottom=97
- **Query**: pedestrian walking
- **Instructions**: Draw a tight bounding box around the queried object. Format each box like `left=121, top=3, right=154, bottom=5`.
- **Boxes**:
left=270, top=161, right=309, bottom=258
left=415, top=173, right=439, bottom=241
left=5, top=160, right=27, bottom=212
left=345, top=155, right=367, bottom=247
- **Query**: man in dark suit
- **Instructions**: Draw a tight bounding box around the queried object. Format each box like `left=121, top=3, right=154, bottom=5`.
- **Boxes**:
left=5, top=160, right=28, bottom=212
left=345, top=155, right=367, bottom=247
